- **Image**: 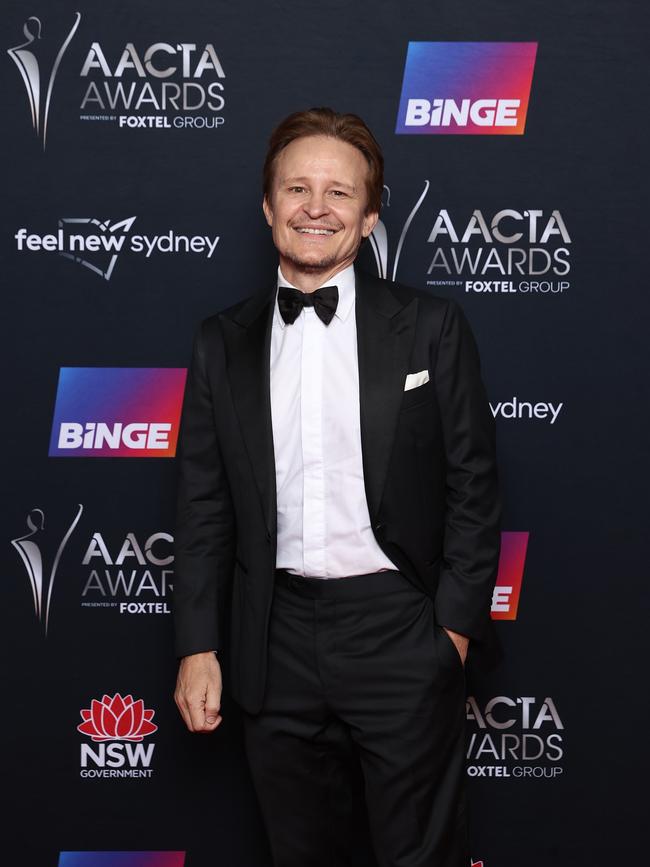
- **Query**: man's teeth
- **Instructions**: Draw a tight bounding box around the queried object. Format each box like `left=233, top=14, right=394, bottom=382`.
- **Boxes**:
left=296, top=227, right=334, bottom=235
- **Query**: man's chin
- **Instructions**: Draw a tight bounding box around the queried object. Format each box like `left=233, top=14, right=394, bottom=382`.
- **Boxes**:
left=282, top=252, right=340, bottom=274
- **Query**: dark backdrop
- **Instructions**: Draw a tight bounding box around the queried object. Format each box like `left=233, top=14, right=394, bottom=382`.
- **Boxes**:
left=1, top=1, right=647, bottom=865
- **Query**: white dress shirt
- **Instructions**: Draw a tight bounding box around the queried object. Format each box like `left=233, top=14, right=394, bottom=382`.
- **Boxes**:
left=271, top=264, right=397, bottom=578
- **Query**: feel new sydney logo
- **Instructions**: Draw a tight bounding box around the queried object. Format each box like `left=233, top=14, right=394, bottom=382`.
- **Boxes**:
left=14, top=216, right=220, bottom=281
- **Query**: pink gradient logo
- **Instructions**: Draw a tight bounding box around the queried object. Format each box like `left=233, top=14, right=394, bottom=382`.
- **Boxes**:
left=49, top=367, right=186, bottom=457
left=58, top=854, right=185, bottom=867
left=396, top=42, right=537, bottom=135
left=491, top=531, right=529, bottom=620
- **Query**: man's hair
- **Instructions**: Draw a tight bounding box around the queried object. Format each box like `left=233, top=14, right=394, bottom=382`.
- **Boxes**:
left=262, top=107, right=384, bottom=215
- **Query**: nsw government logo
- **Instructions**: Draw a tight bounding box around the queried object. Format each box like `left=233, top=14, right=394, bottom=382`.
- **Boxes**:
left=396, top=42, right=537, bottom=135
left=78, top=692, right=157, bottom=779
left=49, top=368, right=187, bottom=458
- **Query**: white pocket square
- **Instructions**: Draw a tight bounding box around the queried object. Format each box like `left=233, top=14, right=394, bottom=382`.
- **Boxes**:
left=404, top=370, right=430, bottom=391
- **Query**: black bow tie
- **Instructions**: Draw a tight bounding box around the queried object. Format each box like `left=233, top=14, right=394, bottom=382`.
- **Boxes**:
left=277, top=284, right=339, bottom=326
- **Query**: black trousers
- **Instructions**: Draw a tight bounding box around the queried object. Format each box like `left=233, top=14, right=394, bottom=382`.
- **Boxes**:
left=242, top=568, right=469, bottom=867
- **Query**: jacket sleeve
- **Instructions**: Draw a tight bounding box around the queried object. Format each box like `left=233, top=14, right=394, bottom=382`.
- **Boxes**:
left=432, top=299, right=502, bottom=642
left=173, top=320, right=235, bottom=658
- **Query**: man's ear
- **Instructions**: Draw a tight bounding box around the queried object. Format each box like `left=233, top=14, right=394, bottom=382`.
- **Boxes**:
left=361, top=210, right=379, bottom=238
left=262, top=196, right=273, bottom=227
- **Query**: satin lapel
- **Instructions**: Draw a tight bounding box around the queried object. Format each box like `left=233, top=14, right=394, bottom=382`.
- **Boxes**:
left=220, top=288, right=276, bottom=535
left=355, top=267, right=418, bottom=521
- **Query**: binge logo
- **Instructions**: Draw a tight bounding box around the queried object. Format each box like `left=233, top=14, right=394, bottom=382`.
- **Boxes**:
left=49, top=368, right=187, bottom=457
left=491, top=531, right=529, bottom=620
left=396, top=42, right=537, bottom=135
left=58, top=853, right=185, bottom=866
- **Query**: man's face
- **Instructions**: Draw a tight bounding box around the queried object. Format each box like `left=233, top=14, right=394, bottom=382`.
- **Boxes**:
left=263, top=135, right=378, bottom=279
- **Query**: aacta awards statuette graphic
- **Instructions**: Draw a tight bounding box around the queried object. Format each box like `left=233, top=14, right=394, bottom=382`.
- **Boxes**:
left=7, top=12, right=81, bottom=149
left=369, top=181, right=430, bottom=281
left=11, top=505, right=83, bottom=634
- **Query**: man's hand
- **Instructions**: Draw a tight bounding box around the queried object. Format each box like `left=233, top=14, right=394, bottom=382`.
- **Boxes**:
left=174, top=651, right=223, bottom=733
left=443, top=627, right=470, bottom=665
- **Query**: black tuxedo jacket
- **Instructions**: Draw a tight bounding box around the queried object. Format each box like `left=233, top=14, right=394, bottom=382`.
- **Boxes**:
left=173, top=266, right=502, bottom=714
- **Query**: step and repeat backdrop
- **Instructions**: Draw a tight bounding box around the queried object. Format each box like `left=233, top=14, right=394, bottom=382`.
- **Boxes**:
left=1, top=1, right=646, bottom=865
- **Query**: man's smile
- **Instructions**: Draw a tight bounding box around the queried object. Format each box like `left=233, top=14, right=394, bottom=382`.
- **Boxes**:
left=293, top=225, right=338, bottom=236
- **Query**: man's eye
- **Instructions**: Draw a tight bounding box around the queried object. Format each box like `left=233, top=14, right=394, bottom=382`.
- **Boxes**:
left=331, top=190, right=346, bottom=197
left=289, top=186, right=305, bottom=193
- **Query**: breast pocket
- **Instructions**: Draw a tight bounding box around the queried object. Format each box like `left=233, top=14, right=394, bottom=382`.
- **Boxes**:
left=401, top=379, right=434, bottom=411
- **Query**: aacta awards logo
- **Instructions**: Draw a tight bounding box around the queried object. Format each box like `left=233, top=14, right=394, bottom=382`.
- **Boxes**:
left=79, top=37, right=225, bottom=130
left=466, top=695, right=564, bottom=780
left=12, top=502, right=174, bottom=622
left=368, top=184, right=571, bottom=296
left=8, top=12, right=81, bottom=150
left=11, top=504, right=84, bottom=635
left=81, top=528, right=174, bottom=616
left=8, top=12, right=228, bottom=144
left=78, top=693, right=157, bottom=779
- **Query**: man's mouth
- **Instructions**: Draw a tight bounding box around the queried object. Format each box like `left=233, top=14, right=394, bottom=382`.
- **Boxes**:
left=294, top=226, right=337, bottom=236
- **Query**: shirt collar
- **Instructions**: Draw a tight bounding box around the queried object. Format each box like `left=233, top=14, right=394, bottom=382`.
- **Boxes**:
left=274, top=264, right=356, bottom=328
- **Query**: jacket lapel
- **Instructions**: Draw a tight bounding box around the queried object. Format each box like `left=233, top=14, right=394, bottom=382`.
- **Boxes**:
left=355, top=267, right=418, bottom=522
left=220, top=287, right=277, bottom=537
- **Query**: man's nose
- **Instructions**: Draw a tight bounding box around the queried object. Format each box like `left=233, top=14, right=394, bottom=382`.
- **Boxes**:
left=302, top=192, right=329, bottom=218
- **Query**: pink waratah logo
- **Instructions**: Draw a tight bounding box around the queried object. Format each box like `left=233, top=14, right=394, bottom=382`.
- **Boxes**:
left=77, top=693, right=158, bottom=742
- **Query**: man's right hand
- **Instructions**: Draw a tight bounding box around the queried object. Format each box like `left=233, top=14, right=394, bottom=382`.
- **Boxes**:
left=174, top=651, right=223, bottom=733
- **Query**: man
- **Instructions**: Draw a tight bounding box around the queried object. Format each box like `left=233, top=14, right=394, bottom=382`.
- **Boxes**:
left=173, top=107, right=501, bottom=867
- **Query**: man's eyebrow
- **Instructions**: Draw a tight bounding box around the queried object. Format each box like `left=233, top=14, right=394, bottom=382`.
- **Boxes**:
left=282, top=176, right=357, bottom=192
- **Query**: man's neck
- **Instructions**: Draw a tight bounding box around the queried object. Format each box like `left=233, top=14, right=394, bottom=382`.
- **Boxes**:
left=278, top=257, right=356, bottom=293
